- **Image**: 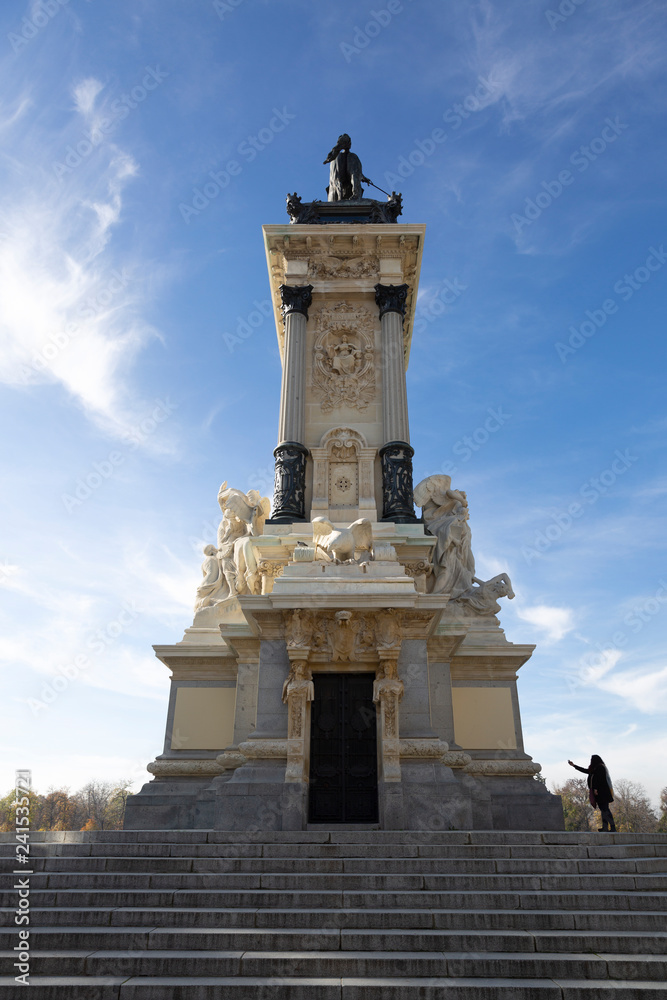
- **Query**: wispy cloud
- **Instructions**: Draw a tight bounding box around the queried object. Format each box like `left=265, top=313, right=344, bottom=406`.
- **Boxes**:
left=0, top=72, right=165, bottom=442
left=516, top=603, right=575, bottom=643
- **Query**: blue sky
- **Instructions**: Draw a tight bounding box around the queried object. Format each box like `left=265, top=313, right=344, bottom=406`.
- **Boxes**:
left=1, top=0, right=665, bottom=808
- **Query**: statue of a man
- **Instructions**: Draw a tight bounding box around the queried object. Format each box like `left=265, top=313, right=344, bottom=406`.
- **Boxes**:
left=323, top=134, right=370, bottom=202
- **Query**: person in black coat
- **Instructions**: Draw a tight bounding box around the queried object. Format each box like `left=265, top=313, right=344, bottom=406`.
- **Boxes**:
left=568, top=755, right=617, bottom=831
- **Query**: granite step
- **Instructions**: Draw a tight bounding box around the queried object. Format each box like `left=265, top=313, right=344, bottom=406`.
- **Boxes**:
left=4, top=905, right=666, bottom=931
left=22, top=855, right=667, bottom=874
left=9, top=840, right=663, bottom=860
left=3, top=925, right=665, bottom=955
left=2, top=830, right=666, bottom=998
left=13, top=870, right=667, bottom=892
left=5, top=888, right=666, bottom=912
left=5, top=948, right=667, bottom=980
left=1, top=975, right=667, bottom=998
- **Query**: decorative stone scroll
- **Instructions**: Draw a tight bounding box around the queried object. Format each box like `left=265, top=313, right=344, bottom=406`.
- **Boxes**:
left=403, top=560, right=432, bottom=594
left=257, top=559, right=285, bottom=595
left=312, top=304, right=376, bottom=413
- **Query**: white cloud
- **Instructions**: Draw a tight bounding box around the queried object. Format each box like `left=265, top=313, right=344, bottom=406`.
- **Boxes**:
left=516, top=603, right=575, bottom=642
left=73, top=77, right=104, bottom=117
left=0, top=76, right=167, bottom=446
left=596, top=661, right=667, bottom=715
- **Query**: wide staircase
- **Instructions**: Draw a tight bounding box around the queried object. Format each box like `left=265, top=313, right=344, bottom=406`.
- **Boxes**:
left=1, top=829, right=666, bottom=997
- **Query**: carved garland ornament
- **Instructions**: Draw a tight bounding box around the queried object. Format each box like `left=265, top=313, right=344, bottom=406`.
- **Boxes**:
left=312, top=304, right=376, bottom=413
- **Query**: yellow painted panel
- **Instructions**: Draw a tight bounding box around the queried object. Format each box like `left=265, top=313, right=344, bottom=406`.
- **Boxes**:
left=452, top=687, right=517, bottom=750
left=171, top=687, right=236, bottom=751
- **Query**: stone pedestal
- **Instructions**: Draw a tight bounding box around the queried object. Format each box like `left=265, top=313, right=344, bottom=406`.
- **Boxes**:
left=124, top=207, right=563, bottom=833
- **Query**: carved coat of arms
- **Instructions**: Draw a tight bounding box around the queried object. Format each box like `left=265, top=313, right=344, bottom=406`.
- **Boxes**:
left=312, top=304, right=376, bottom=413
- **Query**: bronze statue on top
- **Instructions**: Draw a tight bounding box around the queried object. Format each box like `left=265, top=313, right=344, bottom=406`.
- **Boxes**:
left=323, top=133, right=371, bottom=202
left=286, top=136, right=403, bottom=224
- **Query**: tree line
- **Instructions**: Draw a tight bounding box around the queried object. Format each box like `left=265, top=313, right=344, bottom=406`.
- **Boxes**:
left=552, top=777, right=667, bottom=833
left=1, top=777, right=665, bottom=832
left=0, top=780, right=132, bottom=832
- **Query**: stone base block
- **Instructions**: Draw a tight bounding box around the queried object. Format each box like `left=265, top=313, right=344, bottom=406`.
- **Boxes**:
left=476, top=776, right=565, bottom=830
left=123, top=780, right=217, bottom=831
left=399, top=760, right=474, bottom=831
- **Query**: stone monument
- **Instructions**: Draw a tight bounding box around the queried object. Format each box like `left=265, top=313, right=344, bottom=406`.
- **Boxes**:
left=124, top=138, right=564, bottom=831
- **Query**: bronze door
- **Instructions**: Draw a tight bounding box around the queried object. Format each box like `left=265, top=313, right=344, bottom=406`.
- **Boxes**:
left=308, top=672, right=378, bottom=824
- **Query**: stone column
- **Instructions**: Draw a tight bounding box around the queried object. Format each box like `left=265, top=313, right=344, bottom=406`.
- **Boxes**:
left=374, top=283, right=417, bottom=523
left=269, top=284, right=313, bottom=523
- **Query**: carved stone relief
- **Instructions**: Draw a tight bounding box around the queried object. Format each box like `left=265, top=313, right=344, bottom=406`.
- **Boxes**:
left=312, top=304, right=376, bottom=413
left=311, top=427, right=377, bottom=518
left=308, top=255, right=379, bottom=279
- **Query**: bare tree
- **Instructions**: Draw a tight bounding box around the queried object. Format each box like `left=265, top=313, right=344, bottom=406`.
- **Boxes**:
left=552, top=778, right=594, bottom=831
left=611, top=779, right=658, bottom=833
left=76, top=779, right=133, bottom=830
left=658, top=787, right=667, bottom=833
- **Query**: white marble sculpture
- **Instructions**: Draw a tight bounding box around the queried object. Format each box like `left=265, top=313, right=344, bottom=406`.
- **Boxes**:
left=194, top=482, right=271, bottom=609
left=414, top=475, right=515, bottom=614
left=451, top=572, right=515, bottom=617
left=311, top=517, right=373, bottom=563
left=413, top=475, right=475, bottom=597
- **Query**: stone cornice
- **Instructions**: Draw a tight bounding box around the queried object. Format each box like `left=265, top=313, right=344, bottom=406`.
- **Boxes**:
left=450, top=644, right=535, bottom=680
left=263, top=223, right=425, bottom=368
left=427, top=631, right=469, bottom=660
left=152, top=645, right=237, bottom=681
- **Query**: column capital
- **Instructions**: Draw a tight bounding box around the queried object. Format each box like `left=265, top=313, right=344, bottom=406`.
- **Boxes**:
left=279, top=284, right=313, bottom=320
left=374, top=282, right=409, bottom=319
